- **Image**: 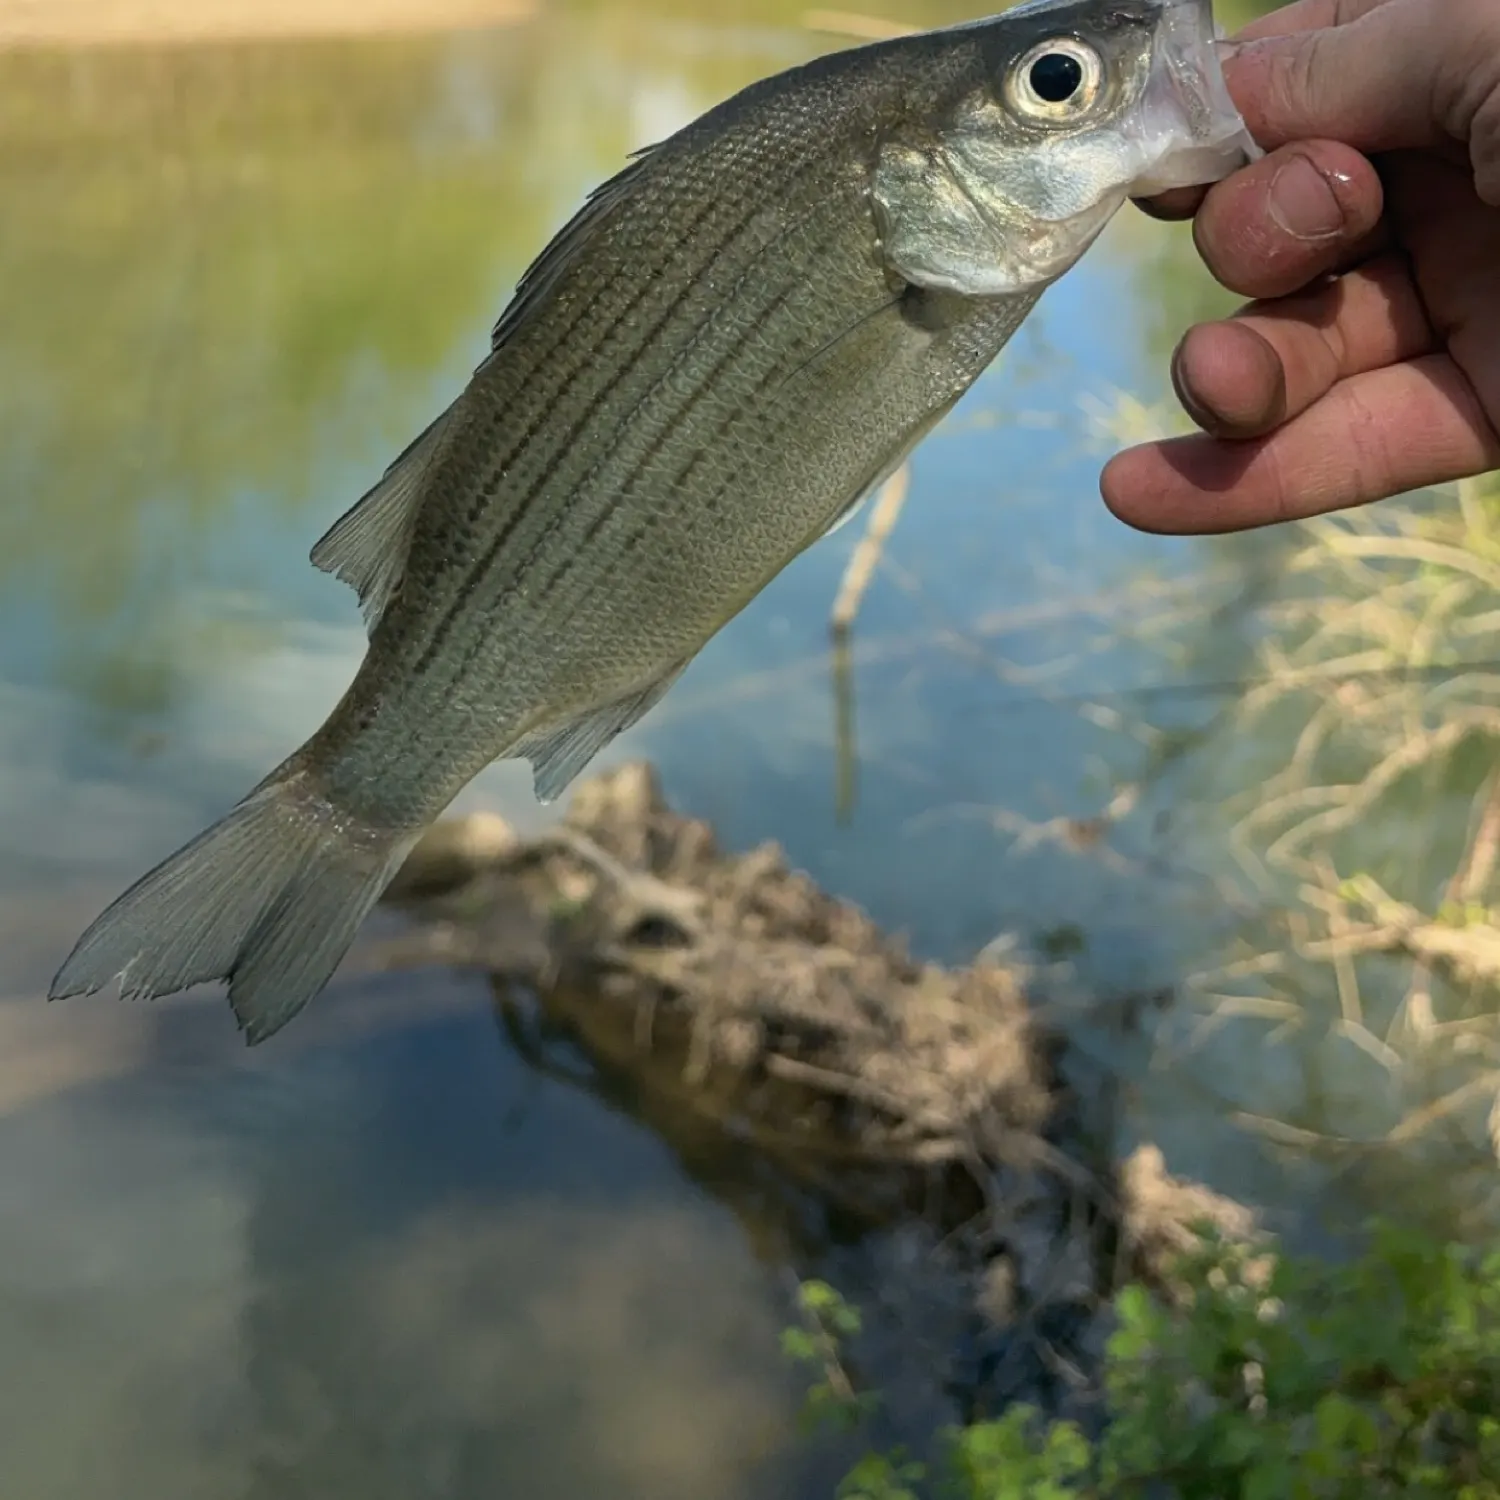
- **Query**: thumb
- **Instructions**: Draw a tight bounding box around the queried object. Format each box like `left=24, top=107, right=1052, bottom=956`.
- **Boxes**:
left=1223, top=0, right=1494, bottom=161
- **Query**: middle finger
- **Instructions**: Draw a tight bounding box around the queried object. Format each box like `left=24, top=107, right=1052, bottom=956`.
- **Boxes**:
left=1192, top=139, right=1387, bottom=299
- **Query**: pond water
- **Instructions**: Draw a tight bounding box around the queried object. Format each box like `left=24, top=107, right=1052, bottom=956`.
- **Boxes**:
left=1, top=1, right=1451, bottom=1495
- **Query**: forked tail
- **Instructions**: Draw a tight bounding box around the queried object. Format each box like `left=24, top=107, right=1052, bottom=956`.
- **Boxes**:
left=49, top=769, right=416, bottom=1044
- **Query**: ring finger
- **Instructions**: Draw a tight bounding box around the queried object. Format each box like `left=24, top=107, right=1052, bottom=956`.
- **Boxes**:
left=1172, top=251, right=1436, bottom=438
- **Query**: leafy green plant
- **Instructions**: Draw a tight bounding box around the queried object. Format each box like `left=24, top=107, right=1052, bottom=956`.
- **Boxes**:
left=789, top=1224, right=1500, bottom=1498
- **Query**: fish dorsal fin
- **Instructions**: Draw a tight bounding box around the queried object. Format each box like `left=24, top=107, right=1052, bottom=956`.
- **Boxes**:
left=310, top=411, right=451, bottom=634
left=512, top=660, right=688, bottom=804
left=315, top=142, right=664, bottom=634
left=488, top=143, right=661, bottom=354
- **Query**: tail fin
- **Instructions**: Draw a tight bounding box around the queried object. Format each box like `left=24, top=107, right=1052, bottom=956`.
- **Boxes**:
left=49, top=771, right=416, bottom=1045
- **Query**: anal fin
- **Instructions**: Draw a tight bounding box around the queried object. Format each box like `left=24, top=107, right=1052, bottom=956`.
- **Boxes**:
left=513, top=662, right=689, bottom=804
left=311, top=410, right=452, bottom=633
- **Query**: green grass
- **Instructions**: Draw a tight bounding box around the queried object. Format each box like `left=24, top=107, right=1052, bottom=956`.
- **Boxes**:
left=790, top=1223, right=1500, bottom=1498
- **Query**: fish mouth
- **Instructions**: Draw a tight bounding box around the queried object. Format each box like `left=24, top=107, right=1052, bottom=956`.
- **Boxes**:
left=1125, top=0, right=1261, bottom=197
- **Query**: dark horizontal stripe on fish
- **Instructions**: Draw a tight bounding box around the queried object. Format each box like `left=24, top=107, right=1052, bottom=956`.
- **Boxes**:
left=639, top=288, right=903, bottom=543
left=514, top=224, right=847, bottom=603
left=529, top=276, right=806, bottom=600
left=444, top=186, right=729, bottom=555
left=511, top=282, right=905, bottom=686
left=628, top=303, right=847, bottom=530
left=603, top=287, right=912, bottom=565
left=414, top=191, right=768, bottom=675
left=523, top=259, right=865, bottom=613
left=447, top=204, right=684, bottom=537
left=416, top=152, right=836, bottom=677
left=449, top=155, right=778, bottom=537
left=436, top=211, right=857, bottom=695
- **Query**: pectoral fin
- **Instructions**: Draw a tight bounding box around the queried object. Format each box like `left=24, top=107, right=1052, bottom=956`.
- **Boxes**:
left=823, top=489, right=871, bottom=539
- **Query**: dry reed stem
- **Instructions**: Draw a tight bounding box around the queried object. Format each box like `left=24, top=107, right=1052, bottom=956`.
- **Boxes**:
left=831, top=463, right=912, bottom=633
left=807, top=397, right=1500, bottom=1175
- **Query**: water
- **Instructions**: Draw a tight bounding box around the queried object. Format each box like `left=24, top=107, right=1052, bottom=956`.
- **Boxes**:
left=0, top=2, right=1469, bottom=1495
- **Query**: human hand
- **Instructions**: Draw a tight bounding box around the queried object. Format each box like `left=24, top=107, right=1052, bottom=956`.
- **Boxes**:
left=1101, top=0, right=1500, bottom=534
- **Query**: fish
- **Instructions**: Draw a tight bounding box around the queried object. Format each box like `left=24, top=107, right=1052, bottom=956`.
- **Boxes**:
left=50, top=0, right=1257, bottom=1043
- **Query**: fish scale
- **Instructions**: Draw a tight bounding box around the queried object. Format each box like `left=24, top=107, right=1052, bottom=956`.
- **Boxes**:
left=533, top=226, right=857, bottom=591
left=472, top=210, right=873, bottom=608
left=384, top=183, right=873, bottom=731
left=511, top=220, right=841, bottom=594
left=460, top=188, right=830, bottom=563
left=412, top=185, right=740, bottom=611
left=49, top=0, right=1258, bottom=1043
left=447, top=157, right=789, bottom=532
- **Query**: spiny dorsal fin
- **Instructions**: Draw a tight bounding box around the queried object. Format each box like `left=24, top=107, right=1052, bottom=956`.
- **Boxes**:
left=487, top=142, right=661, bottom=355
left=315, top=144, right=664, bottom=633
left=310, top=410, right=451, bottom=634
left=511, top=660, right=688, bottom=804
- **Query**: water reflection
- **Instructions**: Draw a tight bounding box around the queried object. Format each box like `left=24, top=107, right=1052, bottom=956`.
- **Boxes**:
left=0, top=989, right=820, bottom=1499
left=0, top=11, right=982, bottom=1497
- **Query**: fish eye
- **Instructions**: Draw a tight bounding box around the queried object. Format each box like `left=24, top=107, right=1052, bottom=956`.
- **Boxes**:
left=1030, top=52, right=1082, bottom=103
left=1006, top=38, right=1104, bottom=121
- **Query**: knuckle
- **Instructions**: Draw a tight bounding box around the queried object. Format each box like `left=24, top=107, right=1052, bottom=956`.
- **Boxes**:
left=1468, top=76, right=1500, bottom=200
left=1438, top=1, right=1500, bottom=139
left=1335, top=378, right=1394, bottom=501
left=1285, top=29, right=1333, bottom=121
left=1248, top=30, right=1337, bottom=145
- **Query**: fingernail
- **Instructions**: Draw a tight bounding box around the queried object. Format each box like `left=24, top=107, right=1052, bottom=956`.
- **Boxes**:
left=1267, top=153, right=1346, bottom=241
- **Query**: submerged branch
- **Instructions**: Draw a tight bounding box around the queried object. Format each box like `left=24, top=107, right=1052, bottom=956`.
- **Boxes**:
left=372, top=760, right=1261, bottom=1379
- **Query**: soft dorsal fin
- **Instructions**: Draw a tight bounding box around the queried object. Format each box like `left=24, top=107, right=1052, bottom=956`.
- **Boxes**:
left=310, top=410, right=451, bottom=634
left=487, top=142, right=661, bottom=354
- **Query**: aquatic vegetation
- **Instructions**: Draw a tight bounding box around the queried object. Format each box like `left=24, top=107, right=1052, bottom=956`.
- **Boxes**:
left=790, top=1223, right=1500, bottom=1497
left=1148, top=474, right=1500, bottom=1233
